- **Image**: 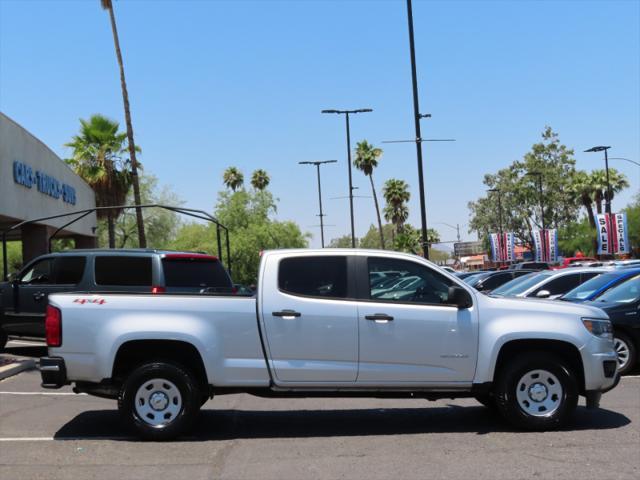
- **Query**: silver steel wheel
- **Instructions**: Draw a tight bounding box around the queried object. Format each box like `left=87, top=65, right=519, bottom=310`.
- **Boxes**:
left=614, top=337, right=631, bottom=371
left=134, top=378, right=182, bottom=427
left=515, top=369, right=563, bottom=417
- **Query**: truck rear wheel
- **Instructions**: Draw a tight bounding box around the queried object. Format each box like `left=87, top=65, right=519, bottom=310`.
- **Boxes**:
left=495, top=352, right=578, bottom=430
left=118, top=361, right=201, bottom=441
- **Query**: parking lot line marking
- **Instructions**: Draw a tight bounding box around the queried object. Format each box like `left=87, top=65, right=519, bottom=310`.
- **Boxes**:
left=0, top=391, right=85, bottom=396
left=0, top=436, right=132, bottom=442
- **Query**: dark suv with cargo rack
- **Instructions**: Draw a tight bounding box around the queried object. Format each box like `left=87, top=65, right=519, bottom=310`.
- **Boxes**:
left=0, top=249, right=232, bottom=348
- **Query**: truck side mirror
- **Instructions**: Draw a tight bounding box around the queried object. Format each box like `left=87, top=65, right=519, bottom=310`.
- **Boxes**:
left=448, top=286, right=473, bottom=309
left=535, top=289, right=551, bottom=299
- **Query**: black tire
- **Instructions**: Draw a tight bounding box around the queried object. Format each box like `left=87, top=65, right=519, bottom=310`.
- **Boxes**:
left=614, top=331, right=637, bottom=375
left=118, top=361, right=201, bottom=441
left=495, top=352, right=578, bottom=430
left=474, top=393, right=498, bottom=411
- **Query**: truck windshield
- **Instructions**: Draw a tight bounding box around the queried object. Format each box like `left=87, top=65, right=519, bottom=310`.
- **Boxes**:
left=162, top=258, right=231, bottom=290
left=562, top=271, right=628, bottom=301
left=592, top=275, right=640, bottom=304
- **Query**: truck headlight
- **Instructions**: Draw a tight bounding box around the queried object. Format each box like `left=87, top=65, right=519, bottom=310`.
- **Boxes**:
left=582, top=318, right=613, bottom=340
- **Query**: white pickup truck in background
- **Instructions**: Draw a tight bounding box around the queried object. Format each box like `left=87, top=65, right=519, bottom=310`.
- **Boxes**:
left=41, top=249, right=620, bottom=440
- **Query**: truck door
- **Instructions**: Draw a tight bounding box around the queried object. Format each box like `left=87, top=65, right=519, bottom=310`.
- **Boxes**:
left=259, top=254, right=358, bottom=383
left=356, top=256, right=478, bottom=383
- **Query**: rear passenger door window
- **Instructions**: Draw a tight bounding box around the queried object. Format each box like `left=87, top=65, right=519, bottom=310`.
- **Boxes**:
left=95, top=256, right=152, bottom=286
left=278, top=256, right=348, bottom=299
left=54, top=257, right=86, bottom=285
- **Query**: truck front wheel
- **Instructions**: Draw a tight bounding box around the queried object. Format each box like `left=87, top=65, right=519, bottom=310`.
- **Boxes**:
left=118, top=361, right=201, bottom=441
left=495, top=352, right=578, bottom=430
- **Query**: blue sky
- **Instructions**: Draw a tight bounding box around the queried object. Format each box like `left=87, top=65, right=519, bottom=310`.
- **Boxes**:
left=1, top=0, right=638, bottom=248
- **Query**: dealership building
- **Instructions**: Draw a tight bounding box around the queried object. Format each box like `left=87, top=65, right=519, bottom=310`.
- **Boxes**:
left=1, top=112, right=97, bottom=267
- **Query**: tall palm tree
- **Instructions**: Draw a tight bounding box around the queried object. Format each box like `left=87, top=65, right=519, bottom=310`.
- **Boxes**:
left=251, top=169, right=270, bottom=191
left=569, top=171, right=597, bottom=228
left=590, top=169, right=629, bottom=214
left=383, top=179, right=411, bottom=238
left=65, top=114, right=134, bottom=248
left=100, top=0, right=146, bottom=247
left=223, top=167, right=244, bottom=191
left=354, top=140, right=385, bottom=249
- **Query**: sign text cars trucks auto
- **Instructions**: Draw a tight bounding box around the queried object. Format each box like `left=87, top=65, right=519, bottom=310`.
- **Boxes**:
left=40, top=249, right=619, bottom=440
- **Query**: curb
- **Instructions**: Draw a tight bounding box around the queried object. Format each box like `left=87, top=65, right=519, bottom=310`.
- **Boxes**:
left=0, top=358, right=37, bottom=381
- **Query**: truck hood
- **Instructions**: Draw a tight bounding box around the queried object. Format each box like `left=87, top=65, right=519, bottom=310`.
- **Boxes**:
left=483, top=295, right=609, bottom=319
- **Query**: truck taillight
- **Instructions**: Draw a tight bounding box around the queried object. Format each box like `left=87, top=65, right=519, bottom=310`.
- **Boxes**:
left=45, top=305, right=62, bottom=347
left=151, top=286, right=166, bottom=294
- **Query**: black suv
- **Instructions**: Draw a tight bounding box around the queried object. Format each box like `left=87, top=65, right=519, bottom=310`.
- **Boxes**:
left=0, top=249, right=232, bottom=348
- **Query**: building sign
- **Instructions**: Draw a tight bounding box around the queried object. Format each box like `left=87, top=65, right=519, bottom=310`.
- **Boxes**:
left=532, top=229, right=558, bottom=263
left=13, top=161, right=76, bottom=205
left=454, top=241, right=485, bottom=257
left=596, top=213, right=629, bottom=255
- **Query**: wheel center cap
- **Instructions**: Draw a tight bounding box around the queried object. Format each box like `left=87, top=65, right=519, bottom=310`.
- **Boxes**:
left=528, top=382, right=548, bottom=402
left=149, top=391, right=169, bottom=411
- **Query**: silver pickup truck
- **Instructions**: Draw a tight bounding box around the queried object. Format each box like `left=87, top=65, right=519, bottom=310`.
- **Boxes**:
left=41, top=249, right=619, bottom=440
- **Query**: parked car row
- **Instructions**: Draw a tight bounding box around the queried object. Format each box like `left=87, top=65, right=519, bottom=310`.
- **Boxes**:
left=451, top=264, right=640, bottom=374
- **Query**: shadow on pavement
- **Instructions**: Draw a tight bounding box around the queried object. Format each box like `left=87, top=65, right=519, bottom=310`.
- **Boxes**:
left=54, top=405, right=631, bottom=441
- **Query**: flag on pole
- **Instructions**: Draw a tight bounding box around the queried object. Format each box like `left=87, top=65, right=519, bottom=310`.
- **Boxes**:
left=597, top=213, right=630, bottom=255
left=490, top=232, right=515, bottom=262
left=533, top=229, right=558, bottom=263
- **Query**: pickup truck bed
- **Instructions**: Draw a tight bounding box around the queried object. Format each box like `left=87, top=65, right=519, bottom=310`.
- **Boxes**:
left=41, top=249, right=619, bottom=440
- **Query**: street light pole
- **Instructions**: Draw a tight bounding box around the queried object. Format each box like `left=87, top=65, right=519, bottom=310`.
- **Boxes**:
left=322, top=108, right=373, bottom=248
left=585, top=146, right=613, bottom=215
left=406, top=0, right=430, bottom=260
left=299, top=160, right=338, bottom=248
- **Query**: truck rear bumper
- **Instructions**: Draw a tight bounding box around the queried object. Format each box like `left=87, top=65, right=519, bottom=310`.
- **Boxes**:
left=40, top=357, right=68, bottom=389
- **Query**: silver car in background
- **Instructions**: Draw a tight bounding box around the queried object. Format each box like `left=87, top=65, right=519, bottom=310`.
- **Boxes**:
left=490, top=267, right=609, bottom=299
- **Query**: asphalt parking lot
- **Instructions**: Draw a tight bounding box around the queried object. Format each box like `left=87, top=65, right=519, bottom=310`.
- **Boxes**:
left=1, top=342, right=639, bottom=480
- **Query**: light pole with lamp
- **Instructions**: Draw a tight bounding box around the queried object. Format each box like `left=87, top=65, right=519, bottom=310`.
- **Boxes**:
left=585, top=146, right=613, bottom=215
left=299, top=160, right=337, bottom=248
left=488, top=188, right=503, bottom=265
left=322, top=108, right=373, bottom=248
left=525, top=171, right=545, bottom=261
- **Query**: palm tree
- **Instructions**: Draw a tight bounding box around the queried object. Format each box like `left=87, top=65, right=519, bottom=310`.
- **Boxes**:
left=570, top=171, right=597, bottom=228
left=65, top=114, right=134, bottom=248
left=383, top=179, right=411, bottom=239
left=100, top=0, right=146, bottom=247
left=251, top=169, right=270, bottom=191
left=590, top=169, right=629, bottom=214
left=223, top=167, right=244, bottom=191
left=354, top=140, right=385, bottom=249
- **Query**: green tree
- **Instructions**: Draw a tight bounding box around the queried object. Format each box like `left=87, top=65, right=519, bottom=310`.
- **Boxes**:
left=328, top=234, right=357, bottom=248
left=0, top=242, right=23, bottom=276
left=468, top=127, right=580, bottom=249
left=100, top=0, right=146, bottom=247
left=354, top=140, right=385, bottom=249
left=65, top=114, right=135, bottom=248
left=557, top=217, right=596, bottom=257
left=171, top=188, right=309, bottom=284
left=100, top=174, right=182, bottom=248
left=250, top=169, right=270, bottom=191
left=359, top=224, right=395, bottom=249
left=625, top=193, right=639, bottom=256
left=223, top=167, right=244, bottom=191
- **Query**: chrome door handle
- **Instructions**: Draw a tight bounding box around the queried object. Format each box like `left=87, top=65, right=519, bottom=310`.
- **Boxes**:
left=272, top=310, right=301, bottom=319
left=365, top=313, right=394, bottom=322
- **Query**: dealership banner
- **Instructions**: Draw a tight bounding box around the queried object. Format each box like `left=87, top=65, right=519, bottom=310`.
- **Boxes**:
left=490, top=232, right=515, bottom=262
left=596, top=213, right=629, bottom=255
left=533, top=229, right=558, bottom=263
